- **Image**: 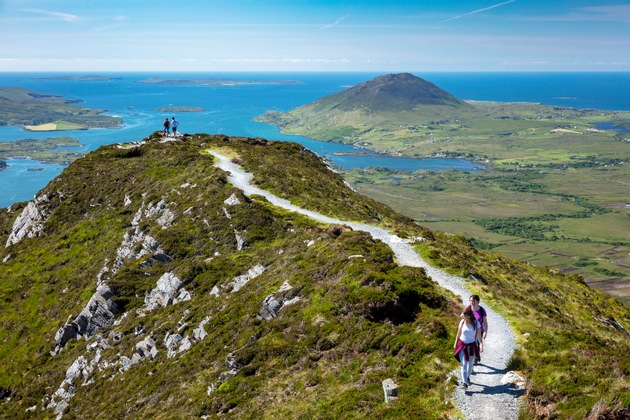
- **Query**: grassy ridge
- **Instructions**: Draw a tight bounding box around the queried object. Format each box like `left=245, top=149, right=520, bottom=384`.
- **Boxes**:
left=212, top=136, right=630, bottom=418
left=0, top=134, right=460, bottom=418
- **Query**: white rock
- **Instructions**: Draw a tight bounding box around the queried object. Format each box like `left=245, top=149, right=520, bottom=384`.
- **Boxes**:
left=278, top=281, right=292, bottom=292
left=145, top=272, right=188, bottom=310
left=6, top=201, right=46, bottom=247
left=235, top=232, right=245, bottom=251
left=224, top=193, right=241, bottom=206
left=231, top=264, right=266, bottom=292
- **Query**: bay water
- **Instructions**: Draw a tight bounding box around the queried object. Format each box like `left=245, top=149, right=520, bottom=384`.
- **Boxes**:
left=1, top=72, right=629, bottom=208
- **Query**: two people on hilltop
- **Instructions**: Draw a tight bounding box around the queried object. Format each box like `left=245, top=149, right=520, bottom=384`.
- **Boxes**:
left=163, top=117, right=179, bottom=137
left=454, top=294, right=488, bottom=389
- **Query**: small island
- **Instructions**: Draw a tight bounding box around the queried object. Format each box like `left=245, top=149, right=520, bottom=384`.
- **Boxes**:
left=139, top=77, right=303, bottom=86
left=0, top=87, right=122, bottom=131
left=34, top=75, right=121, bottom=82
left=155, top=106, right=205, bottom=113
left=0, top=137, right=85, bottom=165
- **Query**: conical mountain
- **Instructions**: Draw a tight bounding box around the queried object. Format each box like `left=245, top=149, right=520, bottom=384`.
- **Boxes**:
left=315, top=73, right=467, bottom=112
left=256, top=73, right=471, bottom=143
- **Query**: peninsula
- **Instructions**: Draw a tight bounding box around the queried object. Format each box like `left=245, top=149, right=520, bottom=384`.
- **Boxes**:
left=0, top=87, right=122, bottom=131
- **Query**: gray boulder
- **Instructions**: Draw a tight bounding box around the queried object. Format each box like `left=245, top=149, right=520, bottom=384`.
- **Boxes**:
left=53, top=284, right=120, bottom=353
left=5, top=197, right=49, bottom=247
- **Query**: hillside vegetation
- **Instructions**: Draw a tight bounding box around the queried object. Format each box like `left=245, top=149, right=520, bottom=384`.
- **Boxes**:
left=0, top=134, right=628, bottom=419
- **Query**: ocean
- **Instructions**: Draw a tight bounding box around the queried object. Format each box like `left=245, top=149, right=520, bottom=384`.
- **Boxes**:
left=1, top=72, right=629, bottom=208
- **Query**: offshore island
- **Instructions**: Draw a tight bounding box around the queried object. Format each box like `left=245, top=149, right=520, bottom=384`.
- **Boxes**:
left=139, top=77, right=303, bottom=86
left=0, top=137, right=84, bottom=167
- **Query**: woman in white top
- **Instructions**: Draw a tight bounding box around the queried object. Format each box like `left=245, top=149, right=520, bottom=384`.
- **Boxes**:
left=453, top=307, right=481, bottom=388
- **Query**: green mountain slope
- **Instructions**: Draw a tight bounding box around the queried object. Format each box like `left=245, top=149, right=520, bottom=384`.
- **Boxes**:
left=0, top=133, right=628, bottom=419
left=309, top=72, right=468, bottom=112
left=257, top=73, right=472, bottom=143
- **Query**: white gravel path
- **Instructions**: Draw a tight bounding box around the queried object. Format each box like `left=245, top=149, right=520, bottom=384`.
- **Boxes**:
left=210, top=151, right=523, bottom=419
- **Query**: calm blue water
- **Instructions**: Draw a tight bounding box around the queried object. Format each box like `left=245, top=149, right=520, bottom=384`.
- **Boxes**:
left=1, top=72, right=629, bottom=207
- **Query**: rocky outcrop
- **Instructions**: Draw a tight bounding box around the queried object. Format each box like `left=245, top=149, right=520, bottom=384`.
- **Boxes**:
left=258, top=280, right=301, bottom=321
left=382, top=378, right=398, bottom=403
left=219, top=353, right=242, bottom=383
left=114, top=227, right=172, bottom=272
left=193, top=316, right=211, bottom=341
left=53, top=284, right=120, bottom=354
left=224, top=193, right=241, bottom=206
left=229, top=264, right=266, bottom=293
left=47, top=350, right=103, bottom=418
left=145, top=200, right=175, bottom=229
left=164, top=333, right=192, bottom=358
left=5, top=195, right=50, bottom=247
left=136, top=336, right=159, bottom=360
left=144, top=272, right=191, bottom=310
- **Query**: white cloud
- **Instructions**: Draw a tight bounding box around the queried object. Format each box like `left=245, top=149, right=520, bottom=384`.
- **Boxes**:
left=320, top=15, right=348, bottom=31
left=21, top=8, right=80, bottom=23
left=521, top=5, right=630, bottom=23
left=439, top=0, right=516, bottom=23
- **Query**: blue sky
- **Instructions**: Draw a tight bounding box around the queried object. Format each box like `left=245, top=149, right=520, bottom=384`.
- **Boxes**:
left=1, top=0, right=629, bottom=72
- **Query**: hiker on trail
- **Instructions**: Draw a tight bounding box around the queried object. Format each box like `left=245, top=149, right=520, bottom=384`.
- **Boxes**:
left=171, top=117, right=179, bottom=137
left=163, top=118, right=170, bottom=136
left=454, top=307, right=481, bottom=388
left=466, top=295, right=488, bottom=359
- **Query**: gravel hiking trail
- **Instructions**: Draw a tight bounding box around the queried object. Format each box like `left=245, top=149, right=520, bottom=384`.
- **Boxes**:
left=210, top=150, right=523, bottom=419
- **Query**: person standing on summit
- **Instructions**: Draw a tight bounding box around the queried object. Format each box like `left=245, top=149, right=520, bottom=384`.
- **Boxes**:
left=163, top=118, right=170, bottom=136
left=171, top=117, right=179, bottom=137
